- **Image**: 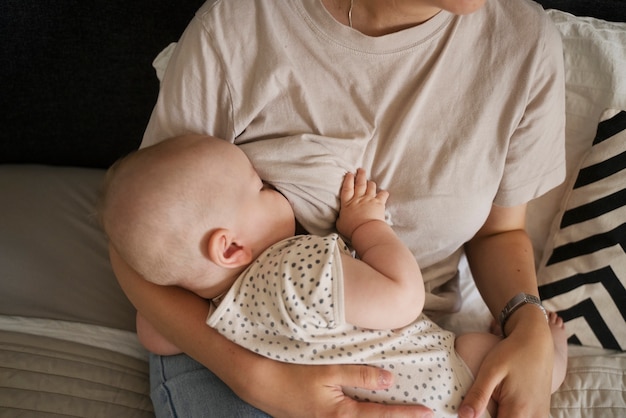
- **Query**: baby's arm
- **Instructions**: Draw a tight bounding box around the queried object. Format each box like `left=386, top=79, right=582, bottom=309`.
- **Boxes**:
left=337, top=169, right=424, bottom=330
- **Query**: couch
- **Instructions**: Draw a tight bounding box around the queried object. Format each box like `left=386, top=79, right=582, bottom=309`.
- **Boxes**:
left=1, top=1, right=624, bottom=416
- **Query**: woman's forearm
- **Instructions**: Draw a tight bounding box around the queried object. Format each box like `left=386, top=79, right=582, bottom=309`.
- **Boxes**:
left=463, top=204, right=544, bottom=322
left=464, top=228, right=540, bottom=318
left=109, top=245, right=265, bottom=393
left=135, top=311, right=183, bottom=356
left=461, top=210, right=555, bottom=417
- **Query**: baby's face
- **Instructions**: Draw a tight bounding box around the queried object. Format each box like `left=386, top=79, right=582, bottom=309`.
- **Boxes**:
left=222, top=144, right=296, bottom=255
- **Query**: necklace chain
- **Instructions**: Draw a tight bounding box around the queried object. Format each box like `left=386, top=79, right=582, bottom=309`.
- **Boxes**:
left=348, top=0, right=354, bottom=28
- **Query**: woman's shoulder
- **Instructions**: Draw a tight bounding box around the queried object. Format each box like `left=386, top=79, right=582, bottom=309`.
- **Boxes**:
left=189, top=0, right=297, bottom=66
left=486, top=0, right=559, bottom=38
left=474, top=0, right=561, bottom=58
left=195, top=0, right=292, bottom=30
left=486, top=0, right=550, bottom=24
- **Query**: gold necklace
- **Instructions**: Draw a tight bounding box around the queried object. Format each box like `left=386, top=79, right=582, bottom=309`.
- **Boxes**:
left=348, top=0, right=354, bottom=28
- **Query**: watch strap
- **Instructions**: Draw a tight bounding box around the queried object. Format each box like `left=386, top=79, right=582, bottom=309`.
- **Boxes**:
left=498, top=292, right=547, bottom=337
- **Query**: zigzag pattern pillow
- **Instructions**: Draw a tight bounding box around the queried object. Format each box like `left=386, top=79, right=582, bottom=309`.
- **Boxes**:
left=538, top=110, right=626, bottom=351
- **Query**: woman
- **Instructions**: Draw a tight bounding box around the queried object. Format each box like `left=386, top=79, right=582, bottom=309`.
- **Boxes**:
left=111, top=0, right=565, bottom=416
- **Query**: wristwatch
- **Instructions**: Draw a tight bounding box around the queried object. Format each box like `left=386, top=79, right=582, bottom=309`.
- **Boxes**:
left=498, top=292, right=547, bottom=337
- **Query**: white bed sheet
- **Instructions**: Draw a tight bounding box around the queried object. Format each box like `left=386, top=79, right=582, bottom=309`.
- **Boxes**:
left=0, top=315, right=149, bottom=361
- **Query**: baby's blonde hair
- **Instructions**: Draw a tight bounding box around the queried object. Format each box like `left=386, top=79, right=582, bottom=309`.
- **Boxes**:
left=100, top=135, right=225, bottom=286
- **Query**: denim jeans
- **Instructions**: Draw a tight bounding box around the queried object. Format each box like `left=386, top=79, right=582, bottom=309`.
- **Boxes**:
left=149, top=353, right=272, bottom=418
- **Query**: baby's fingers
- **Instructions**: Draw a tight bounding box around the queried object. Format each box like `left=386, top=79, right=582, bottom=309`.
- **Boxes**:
left=354, top=168, right=368, bottom=196
left=341, top=171, right=356, bottom=203
left=376, top=189, right=390, bottom=204
left=343, top=168, right=387, bottom=203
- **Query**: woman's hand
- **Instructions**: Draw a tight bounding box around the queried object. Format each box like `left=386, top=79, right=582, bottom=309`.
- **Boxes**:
left=458, top=308, right=554, bottom=417
left=242, top=360, right=435, bottom=418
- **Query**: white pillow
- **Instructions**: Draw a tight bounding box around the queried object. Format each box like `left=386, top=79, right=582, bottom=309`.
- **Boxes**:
left=527, top=10, right=626, bottom=264
left=538, top=109, right=626, bottom=351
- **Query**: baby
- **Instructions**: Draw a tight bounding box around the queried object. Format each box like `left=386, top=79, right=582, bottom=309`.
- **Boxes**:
left=101, top=134, right=567, bottom=417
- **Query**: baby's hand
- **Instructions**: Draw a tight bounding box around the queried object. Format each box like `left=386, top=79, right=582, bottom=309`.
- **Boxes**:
left=336, top=168, right=389, bottom=241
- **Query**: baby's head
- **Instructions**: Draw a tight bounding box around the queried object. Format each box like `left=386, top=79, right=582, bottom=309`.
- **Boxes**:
left=101, top=134, right=295, bottom=297
left=101, top=134, right=232, bottom=290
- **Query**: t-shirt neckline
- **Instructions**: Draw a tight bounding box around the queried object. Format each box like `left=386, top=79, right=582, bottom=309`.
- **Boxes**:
left=295, top=0, right=454, bottom=54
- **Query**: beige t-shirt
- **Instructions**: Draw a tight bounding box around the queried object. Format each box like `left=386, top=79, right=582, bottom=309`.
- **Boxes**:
left=142, top=0, right=566, bottom=312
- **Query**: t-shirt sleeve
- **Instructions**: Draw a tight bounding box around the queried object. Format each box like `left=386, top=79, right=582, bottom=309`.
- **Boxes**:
left=207, top=235, right=347, bottom=342
left=141, top=12, right=236, bottom=148
left=495, top=13, right=566, bottom=207
left=275, top=236, right=346, bottom=331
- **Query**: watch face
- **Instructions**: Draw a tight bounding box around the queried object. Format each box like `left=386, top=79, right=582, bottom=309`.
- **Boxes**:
left=499, top=293, right=547, bottom=337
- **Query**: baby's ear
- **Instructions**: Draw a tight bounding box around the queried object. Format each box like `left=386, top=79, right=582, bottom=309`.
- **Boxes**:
left=207, top=228, right=253, bottom=268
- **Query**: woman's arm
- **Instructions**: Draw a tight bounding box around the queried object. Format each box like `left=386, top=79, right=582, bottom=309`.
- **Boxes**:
left=110, top=244, right=434, bottom=418
left=337, top=169, right=424, bottom=330
left=460, top=204, right=554, bottom=418
left=136, top=311, right=182, bottom=356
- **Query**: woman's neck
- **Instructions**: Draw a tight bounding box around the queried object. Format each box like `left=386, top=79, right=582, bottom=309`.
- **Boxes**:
left=322, top=0, right=442, bottom=36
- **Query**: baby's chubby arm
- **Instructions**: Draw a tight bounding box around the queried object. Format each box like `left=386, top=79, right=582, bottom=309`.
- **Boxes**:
left=337, top=169, right=424, bottom=330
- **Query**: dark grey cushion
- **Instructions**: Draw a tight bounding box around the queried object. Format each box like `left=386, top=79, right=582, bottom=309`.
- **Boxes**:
left=0, top=164, right=136, bottom=331
left=537, top=0, right=626, bottom=22
left=0, top=0, right=203, bottom=168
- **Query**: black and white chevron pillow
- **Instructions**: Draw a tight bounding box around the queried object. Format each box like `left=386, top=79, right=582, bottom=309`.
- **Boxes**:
left=538, top=110, right=626, bottom=351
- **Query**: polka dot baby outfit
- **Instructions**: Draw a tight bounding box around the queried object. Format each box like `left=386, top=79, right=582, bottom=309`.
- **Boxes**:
left=208, top=234, right=476, bottom=416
